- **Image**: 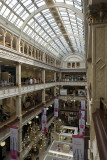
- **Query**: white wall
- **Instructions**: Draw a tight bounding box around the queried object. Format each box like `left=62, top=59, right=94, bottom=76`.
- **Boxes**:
left=61, top=54, right=86, bottom=69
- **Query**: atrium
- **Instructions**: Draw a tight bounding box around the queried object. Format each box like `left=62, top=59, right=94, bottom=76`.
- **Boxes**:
left=0, top=0, right=107, bottom=160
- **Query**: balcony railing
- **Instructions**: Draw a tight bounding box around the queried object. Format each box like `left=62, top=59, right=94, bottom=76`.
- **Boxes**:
left=0, top=99, right=54, bottom=142
left=0, top=86, right=19, bottom=99
left=0, top=117, right=19, bottom=141
left=93, top=98, right=107, bottom=160
left=0, top=81, right=87, bottom=100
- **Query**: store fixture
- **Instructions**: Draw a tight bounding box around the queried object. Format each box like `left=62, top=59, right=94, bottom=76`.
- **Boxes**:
left=47, top=141, right=73, bottom=159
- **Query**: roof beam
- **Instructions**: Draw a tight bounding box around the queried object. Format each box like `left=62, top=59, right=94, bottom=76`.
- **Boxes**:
left=21, top=3, right=83, bottom=31
left=44, top=0, right=74, bottom=52
left=45, top=33, right=85, bottom=49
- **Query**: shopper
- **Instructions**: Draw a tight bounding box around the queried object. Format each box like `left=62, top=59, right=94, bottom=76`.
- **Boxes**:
left=29, top=78, right=33, bottom=84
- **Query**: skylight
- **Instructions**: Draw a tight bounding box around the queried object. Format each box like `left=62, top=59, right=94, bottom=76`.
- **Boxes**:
left=0, top=0, right=84, bottom=57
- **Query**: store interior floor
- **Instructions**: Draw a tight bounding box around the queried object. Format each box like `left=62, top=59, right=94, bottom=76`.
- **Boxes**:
left=34, top=132, right=59, bottom=160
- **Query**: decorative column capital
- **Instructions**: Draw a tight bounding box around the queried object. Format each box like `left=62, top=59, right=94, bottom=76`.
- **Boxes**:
left=86, top=3, right=107, bottom=24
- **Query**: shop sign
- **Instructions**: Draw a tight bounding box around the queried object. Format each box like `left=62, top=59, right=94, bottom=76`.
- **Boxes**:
left=10, top=126, right=18, bottom=160
left=54, top=98, right=59, bottom=117
left=42, top=106, right=47, bottom=134
left=81, top=99, right=86, bottom=109
left=72, top=135, right=84, bottom=160
left=79, top=109, right=85, bottom=135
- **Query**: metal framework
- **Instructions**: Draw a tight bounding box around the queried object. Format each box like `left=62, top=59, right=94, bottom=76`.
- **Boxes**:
left=0, top=0, right=84, bottom=58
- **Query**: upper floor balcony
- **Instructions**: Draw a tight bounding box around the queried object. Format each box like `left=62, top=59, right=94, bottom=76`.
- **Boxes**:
left=0, top=85, right=19, bottom=99
left=0, top=80, right=87, bottom=100
left=0, top=26, right=61, bottom=70
left=0, top=98, right=54, bottom=143
left=0, top=47, right=60, bottom=72
left=58, top=80, right=87, bottom=86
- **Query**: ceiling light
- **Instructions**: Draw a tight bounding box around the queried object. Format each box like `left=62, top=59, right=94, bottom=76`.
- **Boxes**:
left=0, top=61, right=3, bottom=62
left=28, top=121, right=32, bottom=124
left=36, top=115, right=39, bottom=118
left=1, top=141, right=5, bottom=147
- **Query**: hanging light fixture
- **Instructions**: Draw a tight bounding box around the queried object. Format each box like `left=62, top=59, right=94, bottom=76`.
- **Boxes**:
left=1, top=141, right=6, bottom=147
left=28, top=121, right=32, bottom=124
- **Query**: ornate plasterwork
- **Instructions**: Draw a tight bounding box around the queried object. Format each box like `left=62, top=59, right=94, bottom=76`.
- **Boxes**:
left=87, top=3, right=107, bottom=24
left=62, top=53, right=85, bottom=62
left=96, top=58, right=106, bottom=70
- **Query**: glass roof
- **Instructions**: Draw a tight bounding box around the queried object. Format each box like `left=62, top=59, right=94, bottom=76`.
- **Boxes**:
left=0, top=0, right=84, bottom=57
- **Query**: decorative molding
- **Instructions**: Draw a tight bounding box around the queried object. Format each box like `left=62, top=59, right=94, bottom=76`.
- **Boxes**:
left=61, top=68, right=86, bottom=72
left=96, top=58, right=106, bottom=70
left=87, top=3, right=107, bottom=24
left=0, top=48, right=60, bottom=71
left=62, top=53, right=85, bottom=61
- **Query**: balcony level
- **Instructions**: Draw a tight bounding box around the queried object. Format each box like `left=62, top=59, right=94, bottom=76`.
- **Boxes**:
left=0, top=81, right=87, bottom=100
left=0, top=98, right=54, bottom=143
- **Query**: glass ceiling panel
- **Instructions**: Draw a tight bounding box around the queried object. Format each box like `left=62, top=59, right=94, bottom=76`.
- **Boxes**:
left=57, top=1, right=84, bottom=54
left=0, top=0, right=84, bottom=56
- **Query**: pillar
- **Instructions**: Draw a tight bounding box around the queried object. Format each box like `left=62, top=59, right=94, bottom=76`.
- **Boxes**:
left=36, top=50, right=38, bottom=59
left=30, top=46, right=33, bottom=57
left=87, top=2, right=107, bottom=158
left=40, top=52, right=42, bottom=61
left=42, top=52, right=46, bottom=62
left=16, top=63, right=22, bottom=160
left=54, top=72, right=56, bottom=82
left=54, top=59, right=56, bottom=67
left=87, top=24, right=92, bottom=125
left=0, top=65, right=1, bottom=81
left=54, top=72, right=57, bottom=96
left=37, top=50, right=39, bottom=59
left=16, top=95, right=22, bottom=160
left=27, top=44, right=29, bottom=55
left=3, top=30, right=7, bottom=47
left=42, top=89, right=45, bottom=104
left=54, top=86, right=57, bottom=97
left=47, top=56, right=49, bottom=64
left=22, top=41, right=25, bottom=54
left=17, top=37, right=21, bottom=53
left=34, top=49, right=36, bottom=59
left=16, top=63, right=21, bottom=86
left=59, top=72, right=62, bottom=81
left=10, top=34, right=13, bottom=49
left=42, top=69, right=45, bottom=83
left=49, top=57, right=51, bottom=65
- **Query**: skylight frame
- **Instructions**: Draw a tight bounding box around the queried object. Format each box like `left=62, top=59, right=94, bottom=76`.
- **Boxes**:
left=0, top=0, right=84, bottom=56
